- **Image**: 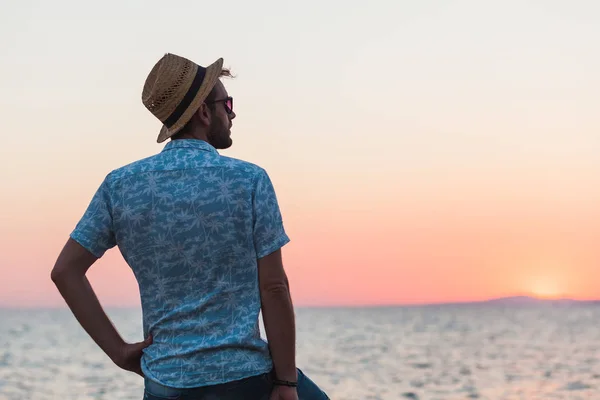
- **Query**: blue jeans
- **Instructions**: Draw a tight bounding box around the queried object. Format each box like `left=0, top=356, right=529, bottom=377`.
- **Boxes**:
left=143, top=368, right=330, bottom=400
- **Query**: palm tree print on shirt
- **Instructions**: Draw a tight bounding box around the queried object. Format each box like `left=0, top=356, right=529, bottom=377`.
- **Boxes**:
left=70, top=139, right=290, bottom=388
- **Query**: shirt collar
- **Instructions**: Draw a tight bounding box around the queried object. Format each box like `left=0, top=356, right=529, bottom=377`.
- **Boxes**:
left=161, top=139, right=219, bottom=154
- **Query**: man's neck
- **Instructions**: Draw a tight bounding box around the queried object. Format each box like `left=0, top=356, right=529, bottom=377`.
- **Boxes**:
left=172, top=131, right=209, bottom=143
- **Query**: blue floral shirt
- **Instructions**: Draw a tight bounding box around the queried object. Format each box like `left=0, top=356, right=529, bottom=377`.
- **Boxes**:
left=70, top=139, right=290, bottom=388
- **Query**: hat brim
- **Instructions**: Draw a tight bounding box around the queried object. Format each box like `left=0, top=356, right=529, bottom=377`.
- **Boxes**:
left=156, top=57, right=224, bottom=143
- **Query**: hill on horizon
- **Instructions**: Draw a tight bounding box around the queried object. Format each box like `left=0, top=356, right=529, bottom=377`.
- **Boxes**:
left=444, top=295, right=600, bottom=306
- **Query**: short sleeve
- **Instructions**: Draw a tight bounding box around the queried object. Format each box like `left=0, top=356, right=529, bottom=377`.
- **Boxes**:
left=252, top=169, right=290, bottom=258
left=70, top=177, right=117, bottom=258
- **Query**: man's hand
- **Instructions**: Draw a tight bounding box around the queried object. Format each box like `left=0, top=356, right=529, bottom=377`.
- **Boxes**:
left=112, top=335, right=153, bottom=377
left=270, top=386, right=299, bottom=400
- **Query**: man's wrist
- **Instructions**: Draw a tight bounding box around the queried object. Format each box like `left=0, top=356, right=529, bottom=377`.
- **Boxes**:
left=273, top=378, right=298, bottom=387
left=106, top=338, right=128, bottom=365
left=273, top=368, right=298, bottom=383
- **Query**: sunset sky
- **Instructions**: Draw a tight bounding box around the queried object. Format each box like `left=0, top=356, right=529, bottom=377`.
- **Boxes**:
left=1, top=0, right=599, bottom=307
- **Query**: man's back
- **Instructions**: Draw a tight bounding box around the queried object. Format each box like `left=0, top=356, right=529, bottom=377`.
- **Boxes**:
left=70, top=139, right=290, bottom=388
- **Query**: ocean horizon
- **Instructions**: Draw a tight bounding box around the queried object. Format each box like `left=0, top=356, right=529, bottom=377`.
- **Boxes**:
left=3, top=294, right=600, bottom=311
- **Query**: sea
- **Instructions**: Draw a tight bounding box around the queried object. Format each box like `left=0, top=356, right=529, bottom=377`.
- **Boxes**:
left=2, top=302, right=600, bottom=400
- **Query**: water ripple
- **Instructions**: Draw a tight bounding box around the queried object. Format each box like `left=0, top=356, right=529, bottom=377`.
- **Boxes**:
left=2, top=305, right=600, bottom=399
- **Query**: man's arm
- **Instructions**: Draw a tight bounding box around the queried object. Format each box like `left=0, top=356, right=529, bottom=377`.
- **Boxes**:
left=258, top=248, right=297, bottom=382
left=251, top=168, right=295, bottom=382
left=51, top=238, right=127, bottom=361
left=51, top=238, right=151, bottom=375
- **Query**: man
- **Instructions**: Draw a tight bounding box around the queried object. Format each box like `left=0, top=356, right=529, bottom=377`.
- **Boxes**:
left=51, top=53, right=329, bottom=400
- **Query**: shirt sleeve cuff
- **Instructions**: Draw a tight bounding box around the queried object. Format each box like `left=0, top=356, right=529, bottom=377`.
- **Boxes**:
left=70, top=231, right=106, bottom=258
left=256, top=234, right=291, bottom=259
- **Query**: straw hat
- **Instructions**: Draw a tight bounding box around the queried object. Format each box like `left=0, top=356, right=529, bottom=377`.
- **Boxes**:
left=142, top=53, right=224, bottom=143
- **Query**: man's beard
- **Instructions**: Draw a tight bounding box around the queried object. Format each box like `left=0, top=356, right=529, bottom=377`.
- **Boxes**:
left=207, top=118, right=232, bottom=149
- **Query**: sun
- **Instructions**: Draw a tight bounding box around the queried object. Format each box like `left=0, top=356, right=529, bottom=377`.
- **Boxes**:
left=530, top=281, right=563, bottom=299
left=519, top=256, right=570, bottom=300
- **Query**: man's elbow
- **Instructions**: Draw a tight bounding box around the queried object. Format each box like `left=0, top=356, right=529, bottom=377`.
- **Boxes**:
left=50, top=264, right=77, bottom=285
left=50, top=265, right=65, bottom=284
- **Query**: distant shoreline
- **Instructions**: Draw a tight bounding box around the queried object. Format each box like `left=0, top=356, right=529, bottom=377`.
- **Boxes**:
left=296, top=296, right=600, bottom=309
left=2, top=295, right=600, bottom=310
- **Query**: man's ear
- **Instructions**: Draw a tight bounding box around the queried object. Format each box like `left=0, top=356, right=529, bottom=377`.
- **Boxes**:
left=197, top=103, right=212, bottom=126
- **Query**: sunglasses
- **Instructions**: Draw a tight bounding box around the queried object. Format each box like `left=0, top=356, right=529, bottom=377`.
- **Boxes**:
left=206, top=96, right=234, bottom=114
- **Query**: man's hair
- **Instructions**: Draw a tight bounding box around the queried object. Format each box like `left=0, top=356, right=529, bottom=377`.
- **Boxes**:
left=172, top=68, right=233, bottom=138
left=204, top=68, right=233, bottom=106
